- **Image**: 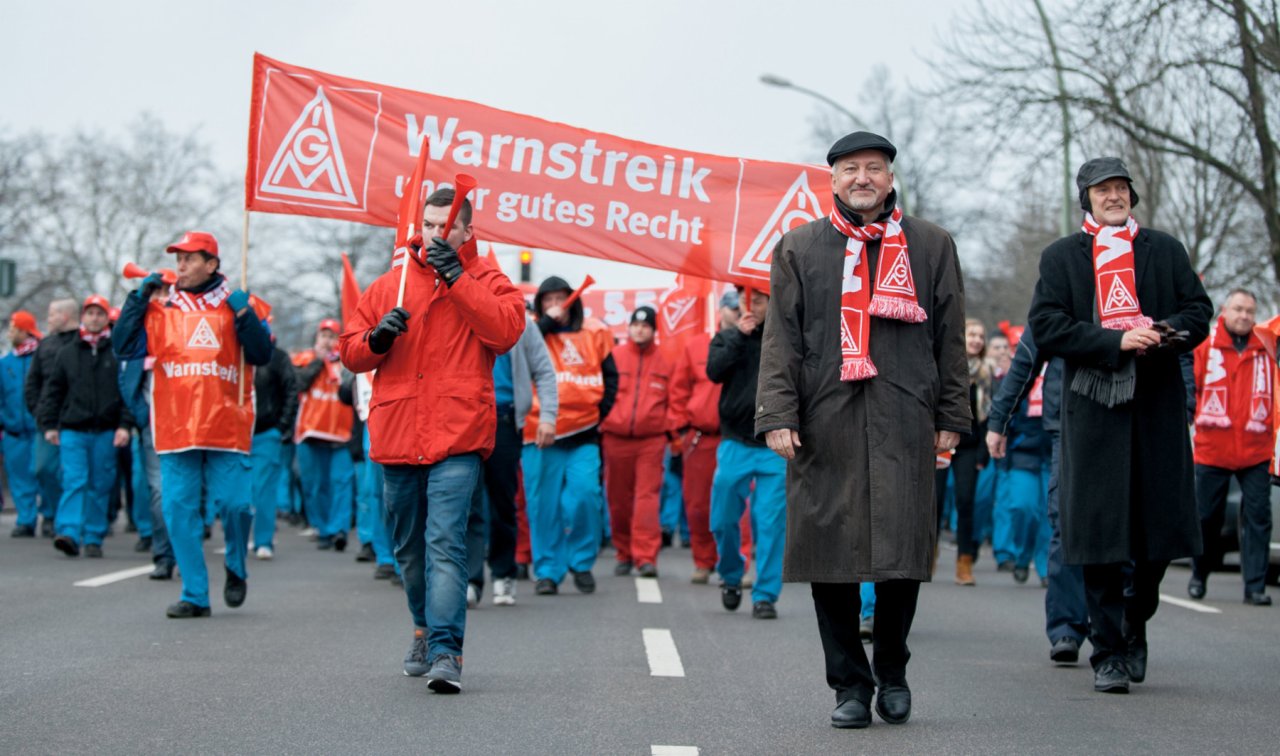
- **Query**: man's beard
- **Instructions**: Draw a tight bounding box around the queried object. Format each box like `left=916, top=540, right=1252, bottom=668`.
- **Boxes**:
left=843, top=189, right=884, bottom=213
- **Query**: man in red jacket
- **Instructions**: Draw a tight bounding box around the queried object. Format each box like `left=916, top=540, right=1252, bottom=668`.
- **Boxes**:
left=1189, top=288, right=1274, bottom=606
left=340, top=188, right=525, bottom=694
left=601, top=306, right=675, bottom=578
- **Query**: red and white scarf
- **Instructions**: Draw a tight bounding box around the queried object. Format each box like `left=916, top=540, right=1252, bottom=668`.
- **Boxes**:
left=168, top=277, right=231, bottom=312
left=79, top=325, right=111, bottom=349
left=1195, top=318, right=1272, bottom=433
left=1082, top=214, right=1152, bottom=331
left=1026, top=364, right=1048, bottom=418
left=830, top=206, right=927, bottom=381
left=13, top=337, right=38, bottom=357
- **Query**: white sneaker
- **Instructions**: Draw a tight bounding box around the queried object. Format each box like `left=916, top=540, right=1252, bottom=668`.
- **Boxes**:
left=466, top=583, right=479, bottom=609
left=493, top=577, right=516, bottom=606
left=255, top=546, right=274, bottom=560
left=299, top=527, right=318, bottom=538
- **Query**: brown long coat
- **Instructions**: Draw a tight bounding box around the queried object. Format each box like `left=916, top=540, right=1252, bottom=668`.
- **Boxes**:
left=755, top=216, right=970, bottom=583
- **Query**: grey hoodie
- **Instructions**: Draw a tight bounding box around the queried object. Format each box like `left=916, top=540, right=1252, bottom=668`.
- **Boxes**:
left=511, top=315, right=558, bottom=431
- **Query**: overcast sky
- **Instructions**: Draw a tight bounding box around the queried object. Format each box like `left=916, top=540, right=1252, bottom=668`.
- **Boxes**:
left=5, top=0, right=957, bottom=288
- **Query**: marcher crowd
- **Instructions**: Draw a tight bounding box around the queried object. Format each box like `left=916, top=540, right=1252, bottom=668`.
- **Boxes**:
left=4, top=133, right=1275, bottom=727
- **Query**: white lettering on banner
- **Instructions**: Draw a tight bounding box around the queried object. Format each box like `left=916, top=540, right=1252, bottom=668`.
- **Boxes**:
left=735, top=172, right=823, bottom=277
left=495, top=191, right=594, bottom=227
left=262, top=87, right=358, bottom=205
left=159, top=360, right=240, bottom=384
left=556, top=371, right=604, bottom=387
left=405, top=116, right=712, bottom=202
left=604, top=202, right=705, bottom=244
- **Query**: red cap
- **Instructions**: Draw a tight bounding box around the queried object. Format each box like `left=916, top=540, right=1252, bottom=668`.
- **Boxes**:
left=108, top=307, right=121, bottom=323
left=82, top=294, right=111, bottom=314
left=10, top=310, right=42, bottom=339
left=317, top=318, right=342, bottom=334
left=166, top=231, right=219, bottom=256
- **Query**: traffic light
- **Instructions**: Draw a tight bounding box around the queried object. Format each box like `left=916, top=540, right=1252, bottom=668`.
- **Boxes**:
left=519, top=249, right=532, bottom=283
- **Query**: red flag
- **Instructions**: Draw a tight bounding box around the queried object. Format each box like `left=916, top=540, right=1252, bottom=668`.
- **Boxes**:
left=341, top=252, right=360, bottom=324
left=392, top=135, right=430, bottom=269
left=658, top=274, right=712, bottom=347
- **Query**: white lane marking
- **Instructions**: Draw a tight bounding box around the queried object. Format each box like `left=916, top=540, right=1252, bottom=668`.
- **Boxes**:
left=636, top=577, right=663, bottom=604
left=652, top=747, right=699, bottom=756
left=643, top=628, right=685, bottom=677
left=73, top=564, right=155, bottom=587
left=1159, top=594, right=1222, bottom=614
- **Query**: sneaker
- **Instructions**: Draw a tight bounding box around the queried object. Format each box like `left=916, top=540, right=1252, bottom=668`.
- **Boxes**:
left=299, top=526, right=318, bottom=538
left=53, top=535, right=80, bottom=557
left=83, top=544, right=103, bottom=558
left=373, top=563, right=396, bottom=580
left=133, top=536, right=152, bottom=552
left=224, top=567, right=247, bottom=608
left=466, top=583, right=480, bottom=609
left=403, top=629, right=430, bottom=676
left=637, top=563, right=658, bottom=579
left=426, top=654, right=462, bottom=694
left=721, top=584, right=743, bottom=611
left=493, top=577, right=516, bottom=606
left=11, top=524, right=35, bottom=538
left=535, top=578, right=558, bottom=595
left=614, top=561, right=634, bottom=576
left=741, top=561, right=754, bottom=589
left=255, top=545, right=274, bottom=560
left=859, top=616, right=874, bottom=642
left=166, top=600, right=211, bottom=619
left=150, top=561, right=174, bottom=580
left=1050, top=636, right=1080, bottom=665
left=690, top=567, right=712, bottom=584
left=1093, top=658, right=1131, bottom=693
left=752, top=600, right=777, bottom=619
left=316, top=536, right=333, bottom=551
left=571, top=570, right=596, bottom=594
left=355, top=542, right=375, bottom=562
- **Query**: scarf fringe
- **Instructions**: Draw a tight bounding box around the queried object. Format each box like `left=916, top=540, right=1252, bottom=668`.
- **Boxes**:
left=1070, top=365, right=1136, bottom=408
left=1104, top=315, right=1154, bottom=331
left=840, top=357, right=878, bottom=382
left=1247, top=419, right=1269, bottom=434
left=1195, top=416, right=1232, bottom=429
left=868, top=296, right=927, bottom=323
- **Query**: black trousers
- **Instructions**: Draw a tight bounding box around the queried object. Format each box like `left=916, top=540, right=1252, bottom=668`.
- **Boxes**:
left=950, top=444, right=981, bottom=557
left=1193, top=462, right=1272, bottom=595
left=1081, top=560, right=1168, bottom=668
left=466, top=409, right=522, bottom=587
left=811, top=580, right=920, bottom=704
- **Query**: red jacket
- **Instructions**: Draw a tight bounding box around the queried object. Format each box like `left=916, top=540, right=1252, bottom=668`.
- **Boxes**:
left=668, top=332, right=720, bottom=435
left=339, top=256, right=525, bottom=466
left=600, top=339, right=675, bottom=439
left=1192, top=317, right=1275, bottom=470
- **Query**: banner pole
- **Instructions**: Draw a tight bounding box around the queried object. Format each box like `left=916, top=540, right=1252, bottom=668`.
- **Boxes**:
left=239, top=210, right=250, bottom=405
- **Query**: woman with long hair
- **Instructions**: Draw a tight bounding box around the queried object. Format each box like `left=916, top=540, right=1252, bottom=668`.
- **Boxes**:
left=950, top=318, right=992, bottom=585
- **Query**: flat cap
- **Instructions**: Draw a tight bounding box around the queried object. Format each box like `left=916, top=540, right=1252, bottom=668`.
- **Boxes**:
left=827, top=131, right=896, bottom=165
left=1076, top=156, right=1140, bottom=209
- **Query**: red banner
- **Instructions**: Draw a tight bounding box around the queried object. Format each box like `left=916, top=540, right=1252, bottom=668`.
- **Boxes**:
left=246, top=54, right=831, bottom=286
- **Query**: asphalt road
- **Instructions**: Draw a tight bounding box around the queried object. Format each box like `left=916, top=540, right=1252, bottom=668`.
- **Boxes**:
left=2, top=510, right=1276, bottom=755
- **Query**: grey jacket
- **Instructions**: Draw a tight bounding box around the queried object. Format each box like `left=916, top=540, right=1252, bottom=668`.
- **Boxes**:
left=512, top=316, right=558, bottom=430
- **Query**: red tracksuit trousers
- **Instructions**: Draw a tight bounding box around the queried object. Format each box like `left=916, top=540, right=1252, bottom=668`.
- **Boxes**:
left=603, top=434, right=667, bottom=566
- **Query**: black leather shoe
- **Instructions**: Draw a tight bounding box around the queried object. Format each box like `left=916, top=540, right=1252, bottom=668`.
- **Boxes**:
left=224, top=568, right=247, bottom=608
left=1187, top=574, right=1206, bottom=600
left=53, top=535, right=80, bottom=557
left=571, top=570, right=595, bottom=593
left=535, top=578, right=558, bottom=595
left=333, top=532, right=348, bottom=552
left=637, top=563, right=658, bottom=578
left=166, top=601, right=211, bottom=618
left=1244, top=592, right=1272, bottom=606
left=875, top=685, right=912, bottom=724
left=614, top=561, right=633, bottom=576
left=1012, top=566, right=1029, bottom=584
left=134, top=536, right=152, bottom=553
left=831, top=696, right=871, bottom=729
left=150, top=561, right=174, bottom=580
left=1126, top=643, right=1148, bottom=683
left=1050, top=636, right=1080, bottom=665
left=752, top=600, right=777, bottom=619
left=1093, top=658, right=1130, bottom=693
left=721, top=584, right=742, bottom=611
left=10, top=524, right=35, bottom=538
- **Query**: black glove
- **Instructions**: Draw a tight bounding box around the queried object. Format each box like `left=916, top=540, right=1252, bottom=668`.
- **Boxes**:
left=368, top=307, right=409, bottom=354
left=426, top=237, right=464, bottom=287
left=1151, top=320, right=1190, bottom=352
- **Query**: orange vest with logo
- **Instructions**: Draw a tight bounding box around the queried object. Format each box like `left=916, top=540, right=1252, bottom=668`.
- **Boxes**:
left=525, top=319, right=614, bottom=442
left=293, top=351, right=354, bottom=444
left=146, top=301, right=257, bottom=454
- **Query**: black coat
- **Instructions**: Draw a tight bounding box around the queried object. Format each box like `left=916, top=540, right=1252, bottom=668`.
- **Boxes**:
left=254, top=346, right=300, bottom=436
left=24, top=329, right=77, bottom=425
left=706, top=324, right=765, bottom=446
left=37, top=335, right=134, bottom=433
left=1029, top=228, right=1212, bottom=564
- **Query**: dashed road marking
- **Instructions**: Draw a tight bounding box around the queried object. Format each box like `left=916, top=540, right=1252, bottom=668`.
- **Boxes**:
left=651, top=747, right=699, bottom=755
left=636, top=577, right=663, bottom=604
left=1159, top=594, right=1222, bottom=614
left=73, top=564, right=155, bottom=587
left=643, top=628, right=685, bottom=677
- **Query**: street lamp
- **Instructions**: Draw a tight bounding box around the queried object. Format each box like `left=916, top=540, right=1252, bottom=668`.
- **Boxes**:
left=760, top=74, right=907, bottom=213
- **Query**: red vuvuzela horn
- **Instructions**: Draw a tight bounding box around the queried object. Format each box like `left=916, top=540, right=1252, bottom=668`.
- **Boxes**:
left=562, top=275, right=596, bottom=309
left=122, top=262, right=177, bottom=285
left=444, top=174, right=478, bottom=236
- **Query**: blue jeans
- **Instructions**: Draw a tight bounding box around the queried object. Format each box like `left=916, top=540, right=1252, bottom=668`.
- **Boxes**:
left=359, top=426, right=395, bottom=566
left=659, top=447, right=689, bottom=541
left=521, top=443, right=604, bottom=582
left=4, top=432, right=39, bottom=528
left=131, top=434, right=152, bottom=538
left=384, top=455, right=480, bottom=658
left=296, top=441, right=355, bottom=539
left=33, top=432, right=61, bottom=521
left=997, top=462, right=1052, bottom=577
left=137, top=426, right=172, bottom=565
left=54, top=430, right=117, bottom=546
left=250, top=429, right=284, bottom=549
left=1044, top=433, right=1089, bottom=644
left=160, top=450, right=252, bottom=608
left=711, top=439, right=787, bottom=603
left=859, top=583, right=876, bottom=620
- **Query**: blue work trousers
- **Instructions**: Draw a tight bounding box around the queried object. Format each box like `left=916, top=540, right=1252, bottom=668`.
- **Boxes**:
left=160, top=450, right=252, bottom=608
left=250, top=429, right=284, bottom=549
left=997, top=461, right=1052, bottom=578
left=660, top=447, right=689, bottom=542
left=521, top=443, right=605, bottom=583
left=296, top=441, right=355, bottom=539
left=359, top=426, right=394, bottom=566
left=4, top=432, right=39, bottom=528
left=32, top=433, right=61, bottom=521
left=54, top=430, right=117, bottom=546
left=711, top=439, right=786, bottom=604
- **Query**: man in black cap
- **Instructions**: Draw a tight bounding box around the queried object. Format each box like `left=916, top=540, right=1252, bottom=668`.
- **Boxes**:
left=1029, top=157, right=1211, bottom=693
left=756, top=131, right=971, bottom=728
left=600, top=305, right=675, bottom=578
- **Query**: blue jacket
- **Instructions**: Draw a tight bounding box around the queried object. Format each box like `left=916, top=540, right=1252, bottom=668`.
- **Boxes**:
left=0, top=350, right=37, bottom=435
left=988, top=328, right=1055, bottom=472
left=118, top=357, right=150, bottom=429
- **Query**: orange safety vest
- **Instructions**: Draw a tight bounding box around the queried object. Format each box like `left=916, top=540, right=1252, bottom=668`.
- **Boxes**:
left=294, top=351, right=353, bottom=444
left=525, top=319, right=614, bottom=442
left=146, top=301, right=257, bottom=454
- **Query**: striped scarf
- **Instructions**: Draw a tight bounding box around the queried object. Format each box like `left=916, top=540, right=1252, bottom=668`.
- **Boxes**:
left=168, top=277, right=231, bottom=312
left=1082, top=214, right=1151, bottom=332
